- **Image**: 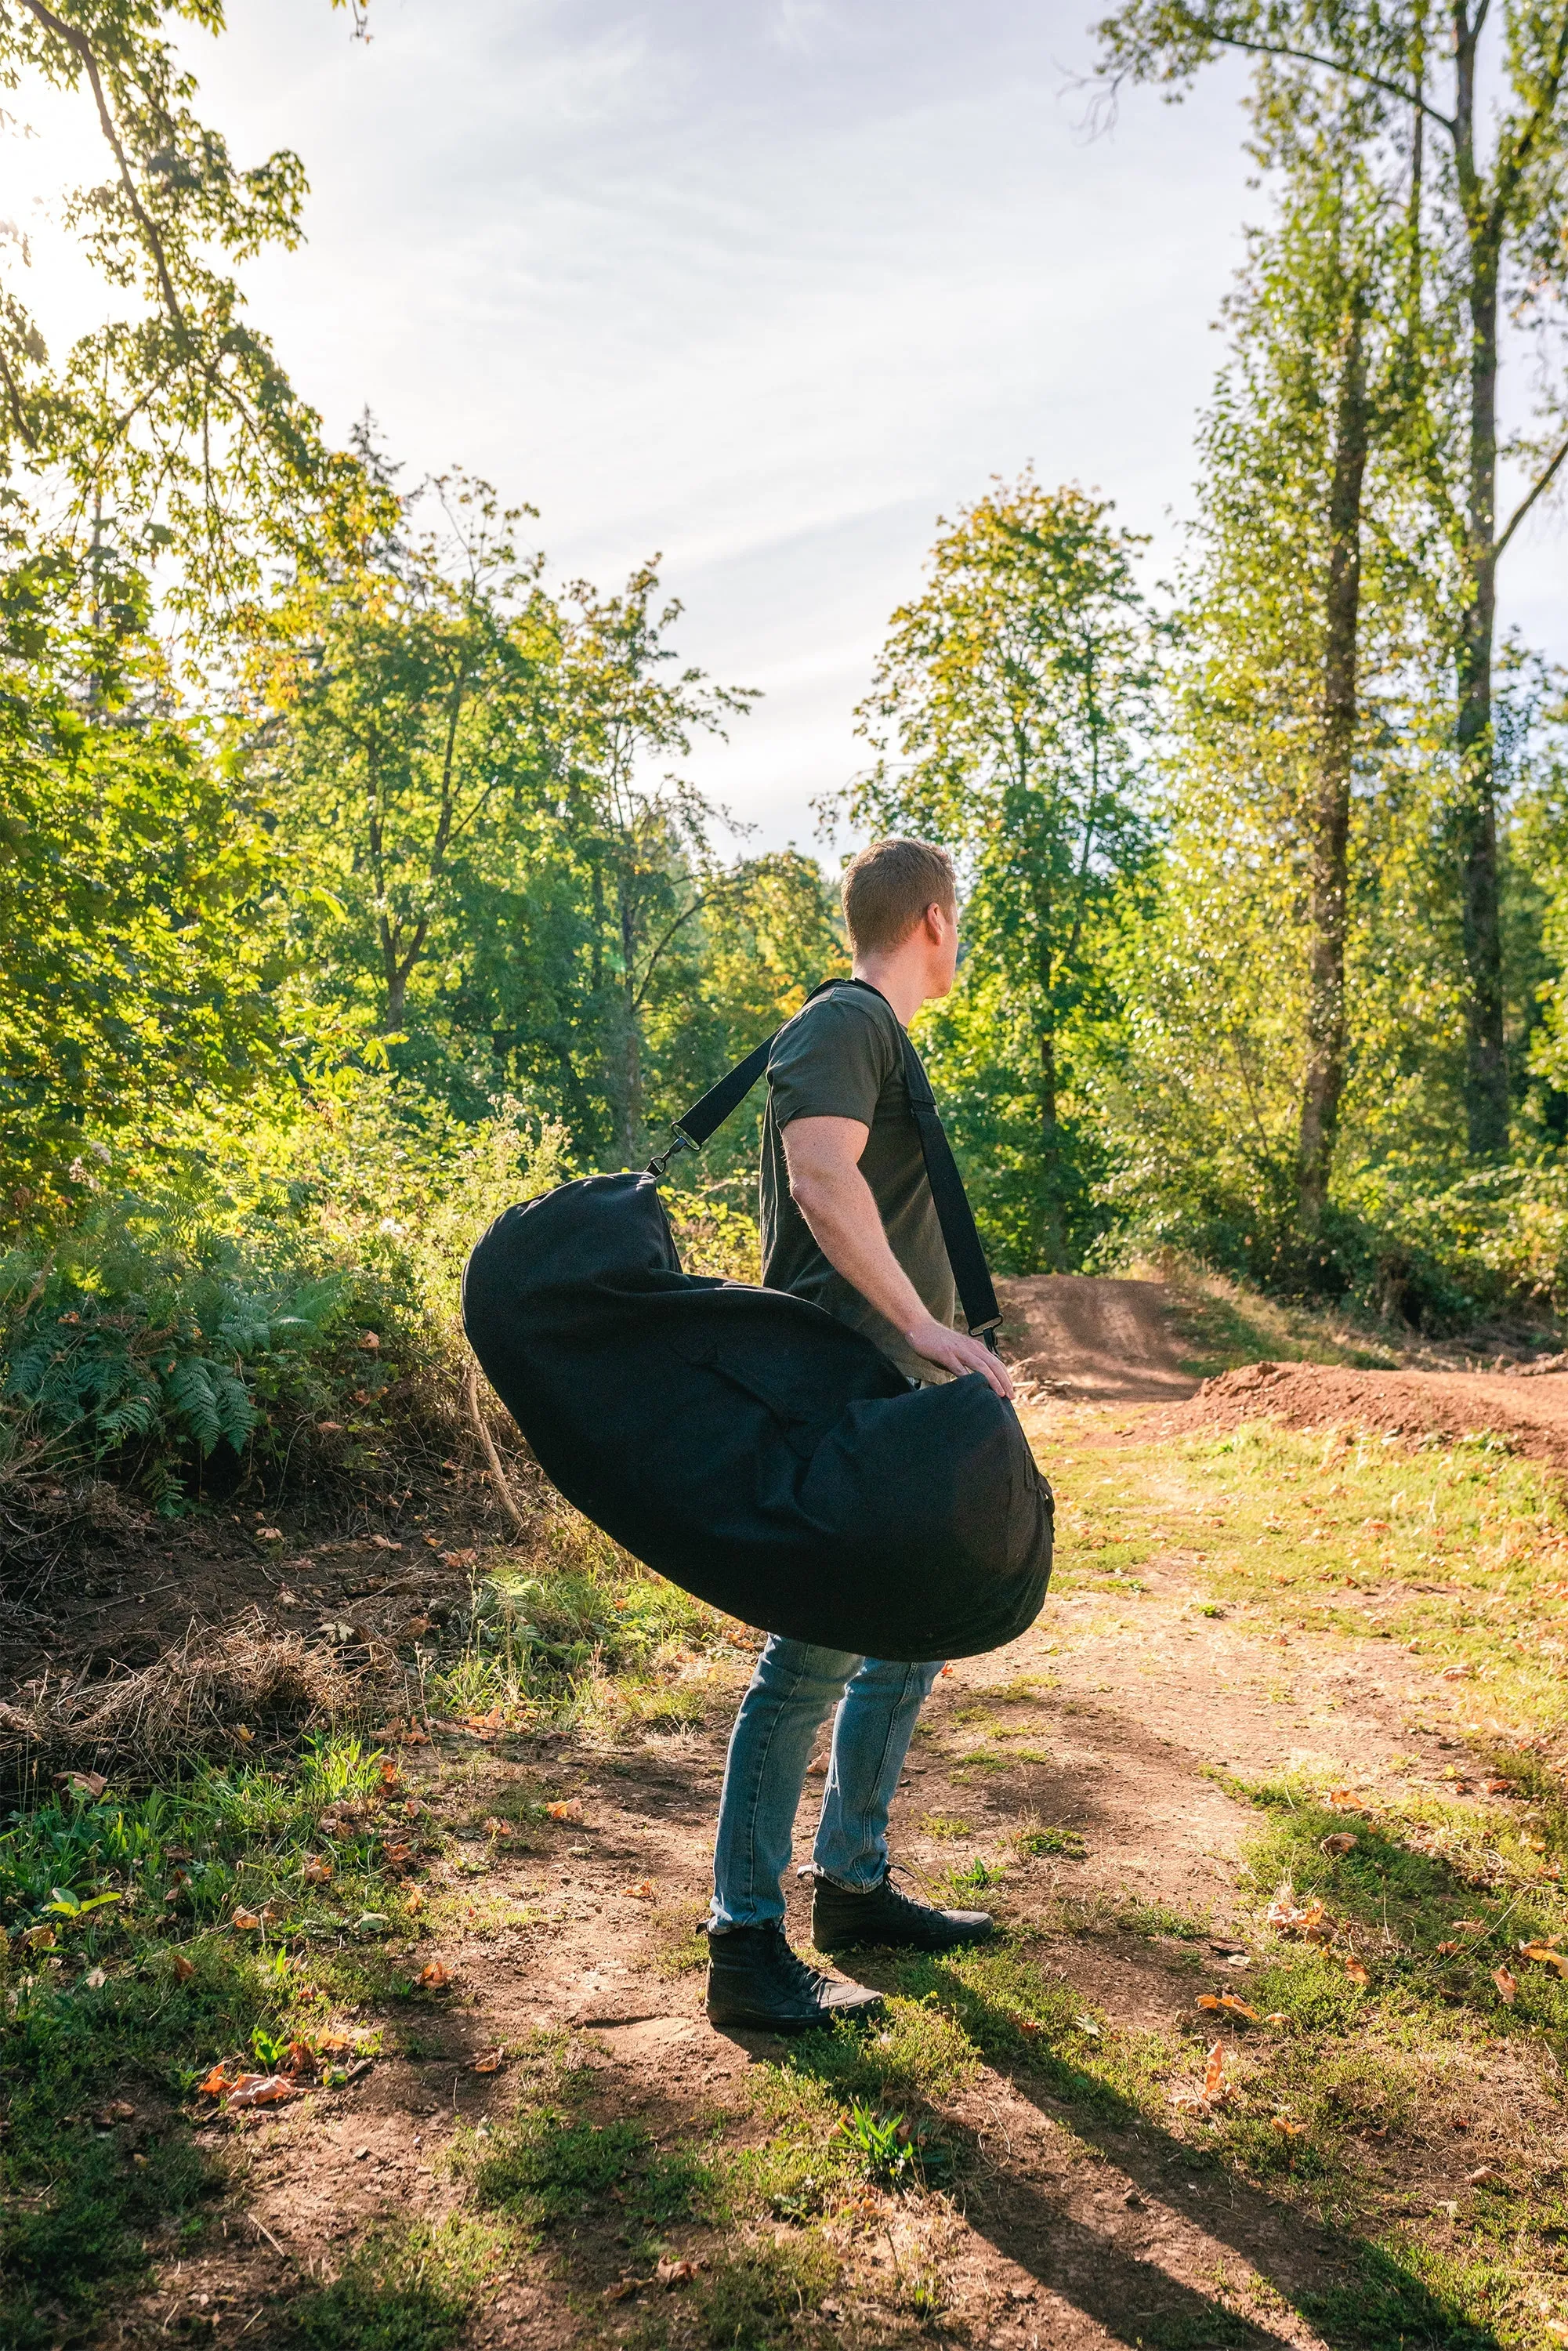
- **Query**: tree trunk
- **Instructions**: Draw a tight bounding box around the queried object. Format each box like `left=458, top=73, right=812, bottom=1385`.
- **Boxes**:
left=1455, top=242, right=1507, bottom=1153
left=1298, top=303, right=1368, bottom=1231
left=1034, top=864, right=1066, bottom=1270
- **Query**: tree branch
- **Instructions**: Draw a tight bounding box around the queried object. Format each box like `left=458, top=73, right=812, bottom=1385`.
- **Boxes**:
left=19, top=0, right=189, bottom=340
left=0, top=342, right=36, bottom=448
left=1495, top=429, right=1568, bottom=561
left=1164, top=5, right=1457, bottom=129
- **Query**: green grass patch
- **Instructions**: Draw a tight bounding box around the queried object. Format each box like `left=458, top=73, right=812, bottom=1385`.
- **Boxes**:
left=0, top=1737, right=436, bottom=2347
left=288, top=2218, right=509, bottom=2351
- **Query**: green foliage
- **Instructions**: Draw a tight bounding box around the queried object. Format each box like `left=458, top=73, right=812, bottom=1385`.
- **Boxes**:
left=838, top=471, right=1157, bottom=1271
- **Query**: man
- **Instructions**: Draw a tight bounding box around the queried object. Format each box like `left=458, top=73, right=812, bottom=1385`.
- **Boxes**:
left=704, top=835, right=1016, bottom=2034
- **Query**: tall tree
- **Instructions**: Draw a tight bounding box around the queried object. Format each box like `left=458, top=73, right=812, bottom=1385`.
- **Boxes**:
left=1097, top=0, right=1568, bottom=1156
left=244, top=454, right=559, bottom=1041
left=836, top=474, right=1155, bottom=1269
left=554, top=567, right=756, bottom=1161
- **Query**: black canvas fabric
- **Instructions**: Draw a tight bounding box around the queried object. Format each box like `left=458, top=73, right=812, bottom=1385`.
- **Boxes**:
left=462, top=1169, right=1054, bottom=1664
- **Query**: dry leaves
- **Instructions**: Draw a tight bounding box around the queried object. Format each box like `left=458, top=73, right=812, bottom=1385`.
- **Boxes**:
left=1494, top=1966, right=1519, bottom=2005
left=472, top=2049, right=505, bottom=2074
left=1520, top=1943, right=1568, bottom=1977
left=625, top=1880, right=657, bottom=1900
left=1272, top=2115, right=1309, bottom=2138
left=1343, top=1956, right=1371, bottom=1987
left=171, top=1954, right=196, bottom=1982
left=656, top=2258, right=701, bottom=2288
left=417, top=1962, right=451, bottom=1990
left=227, top=2074, right=302, bottom=2109
left=1320, top=1832, right=1358, bottom=1857
left=1197, top=1994, right=1259, bottom=2022
left=55, top=1770, right=108, bottom=1800
left=1324, top=1788, right=1364, bottom=1811
left=301, top=1857, right=332, bottom=1886
left=545, top=1799, right=583, bottom=1823
left=230, top=1909, right=262, bottom=1933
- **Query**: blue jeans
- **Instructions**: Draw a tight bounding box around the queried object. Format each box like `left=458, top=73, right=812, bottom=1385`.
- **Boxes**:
left=709, top=1636, right=943, bottom=1934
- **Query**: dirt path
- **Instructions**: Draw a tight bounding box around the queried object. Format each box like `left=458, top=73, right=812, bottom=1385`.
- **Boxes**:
left=127, top=1393, right=1526, bottom=2351
left=998, top=1275, right=1200, bottom=1402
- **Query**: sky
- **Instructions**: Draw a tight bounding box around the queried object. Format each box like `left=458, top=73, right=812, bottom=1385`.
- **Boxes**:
left=7, top=0, right=1565, bottom=849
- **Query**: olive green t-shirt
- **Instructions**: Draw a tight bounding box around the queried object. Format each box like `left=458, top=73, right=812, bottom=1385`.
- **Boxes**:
left=759, top=984, right=958, bottom=1385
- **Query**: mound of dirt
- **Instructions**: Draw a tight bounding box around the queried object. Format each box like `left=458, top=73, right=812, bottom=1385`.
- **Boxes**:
left=998, top=1273, right=1199, bottom=1402
left=1149, top=1358, right=1568, bottom=1479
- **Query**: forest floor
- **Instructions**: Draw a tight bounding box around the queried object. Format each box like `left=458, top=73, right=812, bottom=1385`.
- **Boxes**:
left=11, top=1276, right=1568, bottom=2349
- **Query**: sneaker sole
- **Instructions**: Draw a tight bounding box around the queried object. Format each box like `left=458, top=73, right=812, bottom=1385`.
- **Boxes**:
left=814, top=1925, right=996, bottom=1954
left=705, top=1998, right=885, bottom=2034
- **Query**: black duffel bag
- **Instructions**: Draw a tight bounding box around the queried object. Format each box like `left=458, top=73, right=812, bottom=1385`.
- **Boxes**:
left=462, top=980, right=1052, bottom=1662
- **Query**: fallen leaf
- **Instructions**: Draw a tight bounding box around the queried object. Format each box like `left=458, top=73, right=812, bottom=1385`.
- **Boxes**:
left=1441, top=1665, right=1474, bottom=1680
left=381, top=1844, right=416, bottom=1871
left=604, top=2279, right=639, bottom=2302
left=1493, top=1966, right=1518, bottom=2005
left=1016, top=2017, right=1042, bottom=2036
left=417, top=1962, right=451, bottom=1989
left=379, top=1761, right=404, bottom=1788
left=55, top=1770, right=107, bottom=1800
left=314, top=2032, right=354, bottom=2056
left=1484, top=1778, right=1513, bottom=1795
left=1455, top=1920, right=1487, bottom=1932
left=1466, top=2164, right=1506, bottom=2188
left=1264, top=2012, right=1287, bottom=2025
left=1219, top=1994, right=1259, bottom=2021
left=171, top=1954, right=196, bottom=1982
left=359, top=1331, right=382, bottom=1351
left=656, top=2257, right=700, bottom=2288
left=472, top=2049, right=505, bottom=2074
left=1325, top=1788, right=1363, bottom=1811
left=480, top=1818, right=512, bottom=1839
left=404, top=1722, right=431, bottom=1745
left=404, top=1889, right=426, bottom=1915
left=1522, top=1944, right=1568, bottom=1977
left=230, top=1909, right=262, bottom=1932
left=1075, top=2016, right=1101, bottom=2038
left=1203, top=2041, right=1226, bottom=2101
left=83, top=1965, right=108, bottom=1989
left=545, top=1799, right=582, bottom=1823
left=1436, top=1939, right=1462, bottom=1954
left=301, top=1857, right=332, bottom=1886
left=94, top=2099, right=136, bottom=2124
left=198, top=2066, right=234, bottom=2096
left=370, top=1534, right=401, bottom=1551
left=1273, top=2115, right=1309, bottom=2137
left=1320, top=1832, right=1358, bottom=1857
left=256, top=1527, right=284, bottom=1542
left=281, top=2041, right=316, bottom=2075
left=22, top=1924, right=56, bottom=1951
left=226, top=2075, right=301, bottom=2110
left=625, top=1880, right=657, bottom=1900
left=1197, top=1993, right=1222, bottom=2012
left=440, top=1549, right=477, bottom=1568
left=1343, top=1956, right=1371, bottom=1987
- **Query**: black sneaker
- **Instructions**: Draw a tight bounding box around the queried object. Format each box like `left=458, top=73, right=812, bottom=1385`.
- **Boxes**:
left=811, top=1867, right=995, bottom=1954
left=705, top=1921, right=885, bottom=2034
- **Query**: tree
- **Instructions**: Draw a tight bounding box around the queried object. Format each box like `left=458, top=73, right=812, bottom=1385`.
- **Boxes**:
left=835, top=475, right=1156, bottom=1269
left=0, top=540, right=278, bottom=1216
left=244, top=451, right=560, bottom=1043
left=553, top=566, right=757, bottom=1161
left=1097, top=0, right=1568, bottom=1156
left=0, top=0, right=351, bottom=625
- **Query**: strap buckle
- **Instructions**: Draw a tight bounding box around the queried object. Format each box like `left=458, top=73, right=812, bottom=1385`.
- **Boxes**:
left=646, top=1128, right=697, bottom=1181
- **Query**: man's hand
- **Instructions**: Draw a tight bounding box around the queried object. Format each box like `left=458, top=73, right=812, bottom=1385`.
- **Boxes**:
left=783, top=1116, right=1016, bottom=1401
left=904, top=1316, right=1015, bottom=1399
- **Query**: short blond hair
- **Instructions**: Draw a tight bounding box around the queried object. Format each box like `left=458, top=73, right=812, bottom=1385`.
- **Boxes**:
left=841, top=836, right=956, bottom=956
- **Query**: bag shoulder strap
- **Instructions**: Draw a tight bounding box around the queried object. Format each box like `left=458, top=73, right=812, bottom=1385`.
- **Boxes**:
left=649, top=978, right=1002, bottom=1350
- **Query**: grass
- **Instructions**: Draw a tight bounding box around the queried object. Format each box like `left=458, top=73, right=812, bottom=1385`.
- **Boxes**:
left=0, top=1733, right=442, bottom=2348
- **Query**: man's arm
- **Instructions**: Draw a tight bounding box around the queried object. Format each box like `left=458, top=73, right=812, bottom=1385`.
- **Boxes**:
left=782, top=1114, right=1013, bottom=1400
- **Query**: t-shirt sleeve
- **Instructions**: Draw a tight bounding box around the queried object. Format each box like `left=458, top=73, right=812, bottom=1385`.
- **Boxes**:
left=766, top=992, right=896, bottom=1131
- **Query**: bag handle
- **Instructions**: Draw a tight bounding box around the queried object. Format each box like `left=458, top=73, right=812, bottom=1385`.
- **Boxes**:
left=648, top=978, right=1002, bottom=1350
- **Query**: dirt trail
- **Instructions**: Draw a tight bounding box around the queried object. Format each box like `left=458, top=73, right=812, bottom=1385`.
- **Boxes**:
left=1152, top=1357, right=1568, bottom=1479
left=998, top=1274, right=1199, bottom=1402
left=141, top=1394, right=1526, bottom=2351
